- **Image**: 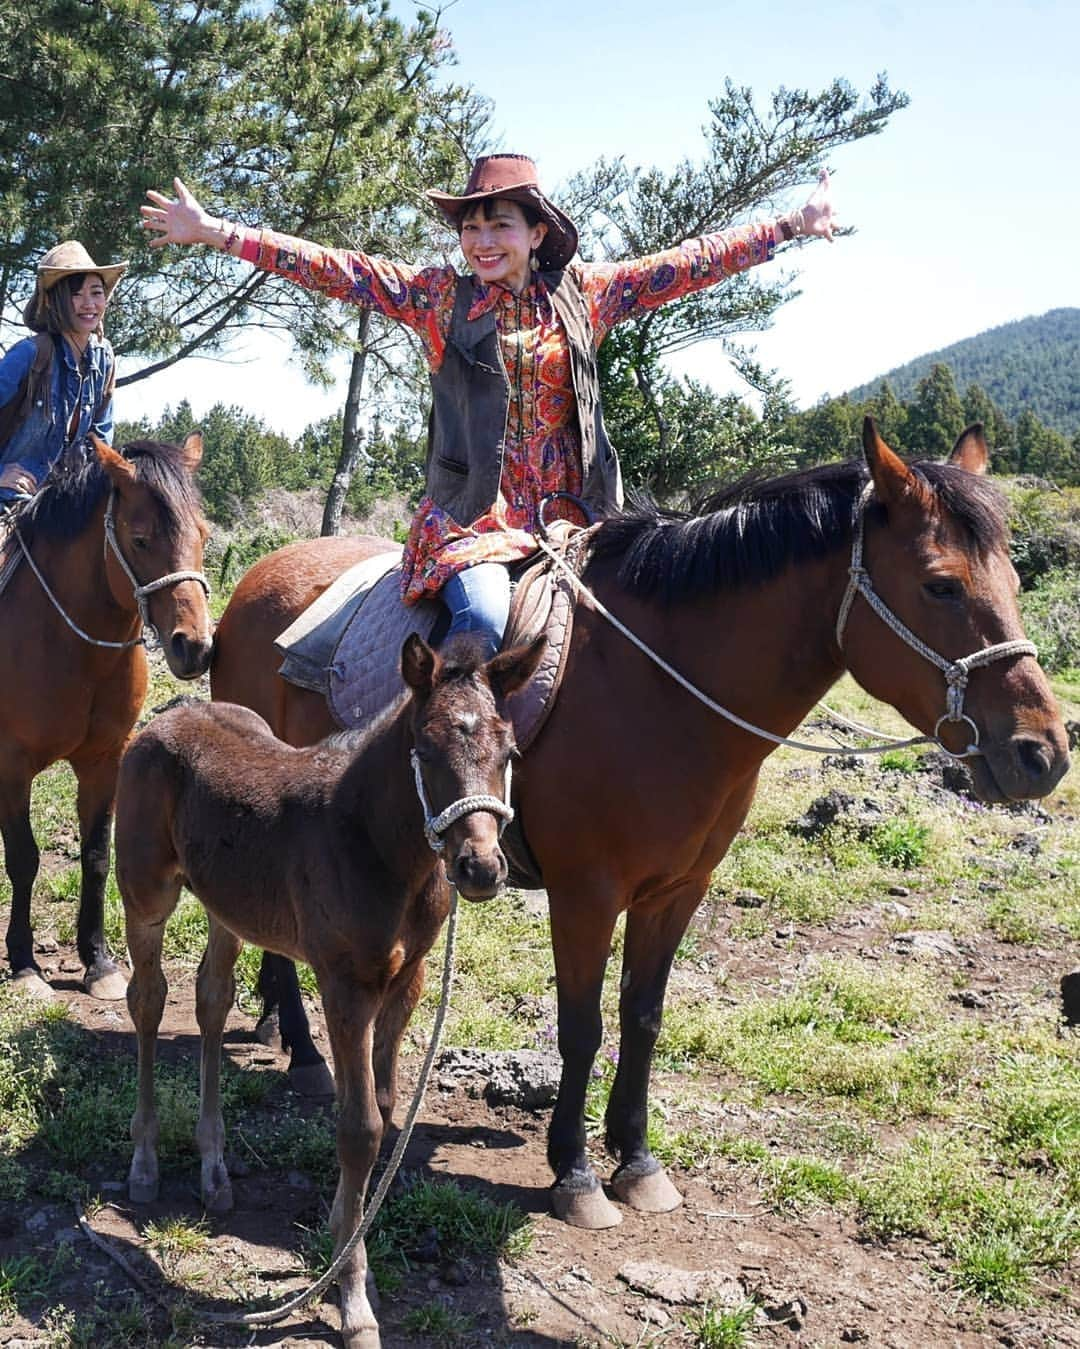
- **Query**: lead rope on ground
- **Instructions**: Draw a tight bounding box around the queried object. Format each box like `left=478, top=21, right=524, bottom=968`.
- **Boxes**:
left=75, top=886, right=461, bottom=1330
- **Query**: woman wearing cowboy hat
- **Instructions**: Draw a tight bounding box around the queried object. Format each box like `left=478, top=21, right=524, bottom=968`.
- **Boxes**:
left=0, top=242, right=127, bottom=506
left=143, top=156, right=833, bottom=654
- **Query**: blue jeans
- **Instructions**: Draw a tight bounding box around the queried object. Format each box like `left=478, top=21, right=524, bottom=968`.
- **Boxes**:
left=441, top=563, right=511, bottom=661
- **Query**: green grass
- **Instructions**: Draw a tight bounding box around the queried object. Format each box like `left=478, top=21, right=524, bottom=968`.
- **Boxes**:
left=292, top=1173, right=536, bottom=1294
left=403, top=1302, right=477, bottom=1344
left=685, top=1299, right=758, bottom=1348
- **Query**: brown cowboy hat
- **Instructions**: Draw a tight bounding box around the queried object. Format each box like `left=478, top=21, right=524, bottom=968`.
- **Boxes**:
left=36, top=241, right=128, bottom=299
left=427, top=154, right=578, bottom=271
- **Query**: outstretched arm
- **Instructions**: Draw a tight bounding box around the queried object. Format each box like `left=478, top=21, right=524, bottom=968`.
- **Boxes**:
left=140, top=178, right=453, bottom=356
left=584, top=169, right=839, bottom=338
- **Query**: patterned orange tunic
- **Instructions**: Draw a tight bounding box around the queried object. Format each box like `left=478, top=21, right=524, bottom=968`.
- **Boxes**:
left=238, top=224, right=779, bottom=602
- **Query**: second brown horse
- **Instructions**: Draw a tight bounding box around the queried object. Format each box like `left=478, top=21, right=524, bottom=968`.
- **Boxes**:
left=211, top=421, right=1070, bottom=1231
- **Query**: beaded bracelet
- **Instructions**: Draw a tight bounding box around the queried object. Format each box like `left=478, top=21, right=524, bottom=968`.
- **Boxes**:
left=221, top=220, right=240, bottom=253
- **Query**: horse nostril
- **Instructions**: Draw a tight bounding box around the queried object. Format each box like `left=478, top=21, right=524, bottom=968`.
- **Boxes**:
left=170, top=633, right=212, bottom=678
left=1016, top=737, right=1052, bottom=781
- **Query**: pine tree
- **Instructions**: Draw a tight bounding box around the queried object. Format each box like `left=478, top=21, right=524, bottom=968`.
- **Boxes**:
left=905, top=363, right=966, bottom=458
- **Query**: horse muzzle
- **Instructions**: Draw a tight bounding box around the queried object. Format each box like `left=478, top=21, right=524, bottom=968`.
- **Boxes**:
left=969, top=730, right=1071, bottom=804
left=447, top=841, right=509, bottom=902
left=164, top=631, right=214, bottom=680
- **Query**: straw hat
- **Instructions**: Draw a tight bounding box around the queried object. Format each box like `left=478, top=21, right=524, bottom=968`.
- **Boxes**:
left=36, top=241, right=128, bottom=299
left=427, top=154, right=578, bottom=270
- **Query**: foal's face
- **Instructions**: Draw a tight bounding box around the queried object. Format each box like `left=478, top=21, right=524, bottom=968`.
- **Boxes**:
left=404, top=633, right=546, bottom=900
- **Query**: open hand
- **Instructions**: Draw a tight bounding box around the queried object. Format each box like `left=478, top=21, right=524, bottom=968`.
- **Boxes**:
left=141, top=178, right=216, bottom=248
left=799, top=169, right=837, bottom=242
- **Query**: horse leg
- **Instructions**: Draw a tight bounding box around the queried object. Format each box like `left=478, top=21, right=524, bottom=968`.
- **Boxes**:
left=196, top=917, right=244, bottom=1213
left=126, top=910, right=170, bottom=1203
left=372, top=876, right=449, bottom=1137
left=547, top=888, right=623, bottom=1229
left=372, top=959, right=426, bottom=1139
left=256, top=952, right=334, bottom=1099
left=0, top=773, right=49, bottom=996
left=72, top=754, right=126, bottom=999
left=321, top=971, right=383, bottom=1349
left=605, top=890, right=704, bottom=1214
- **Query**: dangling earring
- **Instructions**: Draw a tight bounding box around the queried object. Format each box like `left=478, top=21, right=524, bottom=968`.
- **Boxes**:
left=529, top=251, right=539, bottom=272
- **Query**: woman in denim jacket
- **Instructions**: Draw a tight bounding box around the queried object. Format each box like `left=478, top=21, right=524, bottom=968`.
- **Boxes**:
left=0, top=241, right=127, bottom=507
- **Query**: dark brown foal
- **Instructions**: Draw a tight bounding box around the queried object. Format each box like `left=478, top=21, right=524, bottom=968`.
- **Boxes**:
left=115, top=632, right=544, bottom=1349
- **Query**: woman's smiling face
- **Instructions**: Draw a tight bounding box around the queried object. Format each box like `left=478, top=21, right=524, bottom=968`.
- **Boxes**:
left=459, top=199, right=547, bottom=294
left=64, top=274, right=109, bottom=341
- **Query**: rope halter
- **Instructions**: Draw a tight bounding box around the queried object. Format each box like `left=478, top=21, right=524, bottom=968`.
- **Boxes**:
left=104, top=490, right=210, bottom=651
left=410, top=748, right=515, bottom=854
left=835, top=481, right=1037, bottom=759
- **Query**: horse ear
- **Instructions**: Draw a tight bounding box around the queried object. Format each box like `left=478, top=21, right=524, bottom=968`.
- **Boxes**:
left=400, top=633, right=437, bottom=695
left=89, top=433, right=136, bottom=483
left=181, top=431, right=204, bottom=471
left=947, top=423, right=989, bottom=474
left=486, top=634, right=547, bottom=700
left=861, top=416, right=926, bottom=508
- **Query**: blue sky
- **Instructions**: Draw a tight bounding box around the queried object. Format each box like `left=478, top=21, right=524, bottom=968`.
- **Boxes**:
left=122, top=0, right=1080, bottom=436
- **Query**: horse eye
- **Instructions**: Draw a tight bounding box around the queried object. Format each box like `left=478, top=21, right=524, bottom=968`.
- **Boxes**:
left=923, top=578, right=961, bottom=600
left=130, top=534, right=151, bottom=552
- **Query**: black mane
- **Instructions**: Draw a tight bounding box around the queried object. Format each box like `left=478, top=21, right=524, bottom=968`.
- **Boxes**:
left=587, top=458, right=1009, bottom=603
left=18, top=439, right=202, bottom=545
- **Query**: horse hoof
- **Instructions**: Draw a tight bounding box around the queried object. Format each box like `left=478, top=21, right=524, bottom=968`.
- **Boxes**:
left=203, top=1181, right=234, bottom=1214
left=289, top=1060, right=336, bottom=1100
left=11, top=969, right=55, bottom=1000
left=341, top=1330, right=381, bottom=1349
left=611, top=1166, right=683, bottom=1213
left=84, top=966, right=128, bottom=1001
left=129, top=1177, right=159, bottom=1204
left=550, top=1185, right=622, bottom=1229
left=254, top=1009, right=281, bottom=1049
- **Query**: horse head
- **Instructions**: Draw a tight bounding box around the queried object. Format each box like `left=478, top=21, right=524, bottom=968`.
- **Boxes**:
left=841, top=418, right=1069, bottom=803
left=403, top=631, right=546, bottom=899
left=91, top=434, right=213, bottom=679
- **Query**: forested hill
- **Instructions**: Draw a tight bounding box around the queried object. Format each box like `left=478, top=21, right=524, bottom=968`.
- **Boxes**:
left=845, top=308, right=1080, bottom=436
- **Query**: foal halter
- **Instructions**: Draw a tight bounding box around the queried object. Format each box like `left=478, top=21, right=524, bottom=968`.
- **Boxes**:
left=15, top=488, right=210, bottom=650
left=835, top=481, right=1037, bottom=758
left=410, top=748, right=515, bottom=854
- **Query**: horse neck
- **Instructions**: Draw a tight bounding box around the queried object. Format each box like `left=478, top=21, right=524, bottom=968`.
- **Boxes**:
left=338, top=700, right=434, bottom=889
left=597, top=546, right=851, bottom=762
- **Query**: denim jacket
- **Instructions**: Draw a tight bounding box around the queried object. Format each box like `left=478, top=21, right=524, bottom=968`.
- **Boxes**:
left=0, top=333, right=115, bottom=498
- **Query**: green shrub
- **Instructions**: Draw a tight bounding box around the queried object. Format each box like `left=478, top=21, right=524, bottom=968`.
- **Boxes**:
left=1018, top=565, right=1080, bottom=674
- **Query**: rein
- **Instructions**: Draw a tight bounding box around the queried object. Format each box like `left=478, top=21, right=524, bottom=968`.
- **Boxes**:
left=14, top=489, right=209, bottom=651
left=535, top=483, right=1039, bottom=762
left=411, top=747, right=515, bottom=852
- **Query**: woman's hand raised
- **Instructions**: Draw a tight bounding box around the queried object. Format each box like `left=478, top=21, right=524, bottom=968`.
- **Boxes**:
left=141, top=178, right=221, bottom=249
left=798, top=169, right=837, bottom=243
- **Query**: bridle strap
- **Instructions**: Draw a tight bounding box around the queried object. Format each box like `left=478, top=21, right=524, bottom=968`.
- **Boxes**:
left=836, top=482, right=1037, bottom=749
left=410, top=749, right=515, bottom=854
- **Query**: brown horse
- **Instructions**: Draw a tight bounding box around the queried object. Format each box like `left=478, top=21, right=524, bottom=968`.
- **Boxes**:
left=0, top=434, right=212, bottom=999
left=210, top=421, right=1070, bottom=1230
left=116, top=633, right=545, bottom=1349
